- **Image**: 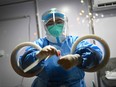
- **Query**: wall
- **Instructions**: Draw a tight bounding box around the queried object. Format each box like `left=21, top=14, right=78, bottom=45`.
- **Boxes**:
left=93, top=9, right=116, bottom=57
left=93, top=8, right=116, bottom=87
left=0, top=79, right=1, bottom=87
left=0, top=1, right=37, bottom=87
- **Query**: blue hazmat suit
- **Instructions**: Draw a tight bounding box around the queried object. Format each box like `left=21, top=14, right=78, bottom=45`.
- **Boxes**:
left=19, top=35, right=102, bottom=87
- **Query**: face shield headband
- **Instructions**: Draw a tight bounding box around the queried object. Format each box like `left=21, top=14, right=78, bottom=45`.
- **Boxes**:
left=42, top=12, right=65, bottom=23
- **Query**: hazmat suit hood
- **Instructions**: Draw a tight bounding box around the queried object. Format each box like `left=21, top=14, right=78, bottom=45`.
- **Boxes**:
left=42, top=8, right=68, bottom=44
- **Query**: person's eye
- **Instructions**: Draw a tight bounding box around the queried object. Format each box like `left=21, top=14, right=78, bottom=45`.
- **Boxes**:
left=56, top=20, right=64, bottom=24
left=46, top=22, right=54, bottom=26
left=56, top=21, right=62, bottom=24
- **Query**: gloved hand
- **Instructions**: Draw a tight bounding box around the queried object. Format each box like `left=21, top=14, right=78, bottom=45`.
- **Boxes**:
left=58, top=54, right=82, bottom=70
left=36, top=45, right=59, bottom=60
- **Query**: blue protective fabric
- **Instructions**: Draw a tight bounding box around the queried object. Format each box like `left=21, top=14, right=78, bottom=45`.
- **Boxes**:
left=42, top=12, right=65, bottom=23
left=19, top=36, right=102, bottom=87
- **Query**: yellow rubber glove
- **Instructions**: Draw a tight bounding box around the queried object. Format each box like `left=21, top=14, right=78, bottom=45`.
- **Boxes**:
left=58, top=54, right=82, bottom=70
left=36, top=45, right=59, bottom=60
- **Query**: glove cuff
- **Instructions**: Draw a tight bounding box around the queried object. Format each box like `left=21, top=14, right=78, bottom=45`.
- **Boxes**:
left=72, top=54, right=83, bottom=66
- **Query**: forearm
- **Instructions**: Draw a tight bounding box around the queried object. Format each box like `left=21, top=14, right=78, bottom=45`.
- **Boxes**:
left=19, top=50, right=44, bottom=72
left=76, top=46, right=102, bottom=69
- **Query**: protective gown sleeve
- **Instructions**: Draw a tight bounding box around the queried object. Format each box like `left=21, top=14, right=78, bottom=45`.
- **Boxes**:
left=19, top=38, right=46, bottom=73
left=74, top=40, right=102, bottom=69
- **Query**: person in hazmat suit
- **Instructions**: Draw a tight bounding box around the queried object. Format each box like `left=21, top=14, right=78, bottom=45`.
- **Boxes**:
left=19, top=8, right=102, bottom=87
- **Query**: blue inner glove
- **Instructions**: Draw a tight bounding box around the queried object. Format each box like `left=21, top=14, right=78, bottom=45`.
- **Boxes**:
left=76, top=46, right=102, bottom=69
